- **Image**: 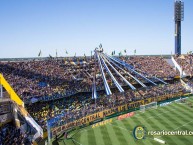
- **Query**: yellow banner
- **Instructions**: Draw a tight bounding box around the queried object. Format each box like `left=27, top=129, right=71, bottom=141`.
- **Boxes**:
left=92, top=119, right=112, bottom=129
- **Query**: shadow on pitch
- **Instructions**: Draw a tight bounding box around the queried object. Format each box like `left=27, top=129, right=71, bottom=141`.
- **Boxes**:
left=52, top=131, right=81, bottom=145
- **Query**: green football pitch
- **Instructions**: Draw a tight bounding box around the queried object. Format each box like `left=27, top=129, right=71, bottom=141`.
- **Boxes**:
left=52, top=97, right=193, bottom=145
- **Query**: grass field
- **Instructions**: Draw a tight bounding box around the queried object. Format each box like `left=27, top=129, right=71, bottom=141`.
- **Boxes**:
left=52, top=97, right=193, bottom=145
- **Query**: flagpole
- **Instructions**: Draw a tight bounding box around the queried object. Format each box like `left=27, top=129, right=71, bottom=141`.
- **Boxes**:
left=56, top=49, right=58, bottom=58
left=134, top=49, right=136, bottom=56
left=95, top=98, right=96, bottom=108
left=38, top=50, right=42, bottom=58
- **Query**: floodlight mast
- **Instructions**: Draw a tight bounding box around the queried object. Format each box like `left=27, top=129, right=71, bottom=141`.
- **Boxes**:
left=174, top=0, right=184, bottom=55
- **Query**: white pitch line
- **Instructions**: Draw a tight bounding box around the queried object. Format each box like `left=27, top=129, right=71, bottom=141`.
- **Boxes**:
left=174, top=120, right=193, bottom=130
left=156, top=120, right=193, bottom=139
left=156, top=115, right=193, bottom=139
left=108, top=123, right=130, bottom=132
left=145, top=110, right=173, bottom=121
left=113, top=106, right=177, bottom=124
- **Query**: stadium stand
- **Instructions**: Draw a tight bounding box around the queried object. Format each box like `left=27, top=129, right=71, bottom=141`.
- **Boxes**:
left=122, top=56, right=179, bottom=78
left=0, top=122, right=31, bottom=145
left=0, top=54, right=192, bottom=144
left=25, top=82, right=187, bottom=131
left=0, top=56, right=179, bottom=102
left=174, top=54, right=193, bottom=76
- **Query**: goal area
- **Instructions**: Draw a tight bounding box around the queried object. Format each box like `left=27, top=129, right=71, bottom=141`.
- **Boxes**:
left=140, top=102, right=157, bottom=113
left=175, top=97, right=187, bottom=104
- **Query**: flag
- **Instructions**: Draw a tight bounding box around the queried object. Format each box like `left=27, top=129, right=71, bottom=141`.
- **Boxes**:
left=84, top=53, right=87, bottom=60
left=49, top=54, right=52, bottom=58
left=56, top=49, right=58, bottom=57
left=124, top=49, right=127, bottom=53
left=134, top=49, right=136, bottom=54
left=112, top=50, right=115, bottom=55
left=38, top=50, right=41, bottom=57
left=99, top=43, right=102, bottom=48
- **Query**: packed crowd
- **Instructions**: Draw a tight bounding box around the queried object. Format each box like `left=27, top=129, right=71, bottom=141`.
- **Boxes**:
left=174, top=54, right=193, bottom=76
left=0, top=123, right=31, bottom=145
left=0, top=56, right=186, bottom=133
left=26, top=81, right=188, bottom=131
left=0, top=58, right=94, bottom=102
left=121, top=56, right=179, bottom=78
left=26, top=93, right=92, bottom=130
left=0, top=56, right=179, bottom=103
left=182, top=77, right=193, bottom=89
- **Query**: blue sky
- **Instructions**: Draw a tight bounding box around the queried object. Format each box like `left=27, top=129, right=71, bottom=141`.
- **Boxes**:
left=0, top=0, right=192, bottom=58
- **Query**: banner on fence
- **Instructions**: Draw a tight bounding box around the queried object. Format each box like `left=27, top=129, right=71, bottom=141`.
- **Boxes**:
left=117, top=112, right=135, bottom=120
left=92, top=119, right=112, bottom=128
